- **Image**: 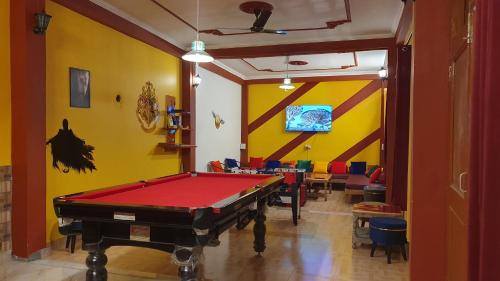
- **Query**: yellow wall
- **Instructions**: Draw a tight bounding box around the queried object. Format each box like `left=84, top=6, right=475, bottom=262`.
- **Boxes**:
left=45, top=1, right=181, bottom=242
left=0, top=0, right=11, bottom=166
left=248, top=80, right=382, bottom=165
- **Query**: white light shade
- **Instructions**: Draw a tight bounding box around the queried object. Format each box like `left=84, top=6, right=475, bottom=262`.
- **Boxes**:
left=378, top=67, right=388, bottom=78
left=182, top=40, right=214, bottom=63
left=279, top=78, right=295, bottom=90
left=193, top=74, right=202, bottom=87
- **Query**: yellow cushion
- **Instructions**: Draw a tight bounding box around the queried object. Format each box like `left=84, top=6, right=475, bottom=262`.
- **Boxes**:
left=313, top=161, right=329, bottom=173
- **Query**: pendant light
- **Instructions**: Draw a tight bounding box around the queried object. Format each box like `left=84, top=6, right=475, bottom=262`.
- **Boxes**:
left=279, top=56, right=295, bottom=90
left=182, top=0, right=214, bottom=63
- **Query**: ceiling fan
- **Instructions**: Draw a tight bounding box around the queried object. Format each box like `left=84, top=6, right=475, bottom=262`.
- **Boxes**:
left=216, top=1, right=287, bottom=35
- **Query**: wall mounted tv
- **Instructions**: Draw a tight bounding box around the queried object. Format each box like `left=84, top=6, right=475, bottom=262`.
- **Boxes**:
left=285, top=105, right=333, bottom=132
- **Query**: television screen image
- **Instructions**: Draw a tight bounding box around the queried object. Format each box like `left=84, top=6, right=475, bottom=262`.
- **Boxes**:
left=285, top=105, right=333, bottom=132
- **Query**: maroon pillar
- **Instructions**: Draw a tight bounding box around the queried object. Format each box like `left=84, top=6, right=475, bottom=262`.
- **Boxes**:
left=240, top=83, right=248, bottom=166
left=390, top=45, right=412, bottom=210
left=10, top=0, right=47, bottom=258
left=181, top=61, right=196, bottom=172
left=384, top=45, right=397, bottom=204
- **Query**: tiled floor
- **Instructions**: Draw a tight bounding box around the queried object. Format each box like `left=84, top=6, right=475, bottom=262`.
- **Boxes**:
left=1, top=191, right=408, bottom=281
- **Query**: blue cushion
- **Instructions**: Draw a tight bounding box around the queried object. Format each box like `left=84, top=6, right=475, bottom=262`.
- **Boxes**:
left=224, top=158, right=239, bottom=169
left=369, top=217, right=407, bottom=245
left=350, top=161, right=367, bottom=175
left=266, top=160, right=281, bottom=169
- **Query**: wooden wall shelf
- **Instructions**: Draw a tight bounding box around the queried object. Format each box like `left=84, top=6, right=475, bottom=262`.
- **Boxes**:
left=159, top=143, right=196, bottom=150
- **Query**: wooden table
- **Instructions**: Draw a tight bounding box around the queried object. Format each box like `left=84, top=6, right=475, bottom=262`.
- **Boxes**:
left=352, top=202, right=403, bottom=248
left=305, top=173, right=332, bottom=201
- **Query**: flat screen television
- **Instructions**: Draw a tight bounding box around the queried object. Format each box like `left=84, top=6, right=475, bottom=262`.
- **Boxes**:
left=285, top=105, right=332, bottom=132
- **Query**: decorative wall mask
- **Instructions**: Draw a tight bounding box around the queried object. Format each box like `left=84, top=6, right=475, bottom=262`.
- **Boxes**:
left=136, top=81, right=160, bottom=130
left=212, top=111, right=225, bottom=129
left=46, top=119, right=96, bottom=173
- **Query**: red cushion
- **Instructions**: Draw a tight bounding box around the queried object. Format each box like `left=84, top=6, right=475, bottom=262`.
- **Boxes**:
left=331, top=161, right=347, bottom=174
left=249, top=157, right=264, bottom=169
left=369, top=168, right=382, bottom=183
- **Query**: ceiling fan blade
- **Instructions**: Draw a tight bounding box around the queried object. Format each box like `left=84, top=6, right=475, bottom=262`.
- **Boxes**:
left=261, top=29, right=287, bottom=35
left=251, top=10, right=272, bottom=32
left=216, top=27, right=252, bottom=31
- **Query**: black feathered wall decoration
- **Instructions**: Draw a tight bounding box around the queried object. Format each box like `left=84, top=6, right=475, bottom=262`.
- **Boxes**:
left=46, top=119, right=96, bottom=173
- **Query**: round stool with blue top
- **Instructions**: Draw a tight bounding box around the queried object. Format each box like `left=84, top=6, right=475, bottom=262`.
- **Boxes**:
left=369, top=217, right=407, bottom=264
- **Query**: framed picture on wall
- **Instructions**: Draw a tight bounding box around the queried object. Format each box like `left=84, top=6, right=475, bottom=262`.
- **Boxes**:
left=69, top=67, right=90, bottom=108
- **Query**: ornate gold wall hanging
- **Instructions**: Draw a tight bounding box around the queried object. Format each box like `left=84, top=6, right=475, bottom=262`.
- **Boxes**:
left=136, top=81, right=160, bottom=130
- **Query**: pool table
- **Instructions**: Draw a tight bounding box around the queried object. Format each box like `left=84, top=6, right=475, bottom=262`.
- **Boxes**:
left=53, top=172, right=283, bottom=281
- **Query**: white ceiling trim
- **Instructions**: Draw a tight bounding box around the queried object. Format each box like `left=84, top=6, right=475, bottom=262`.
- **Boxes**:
left=90, top=0, right=185, bottom=51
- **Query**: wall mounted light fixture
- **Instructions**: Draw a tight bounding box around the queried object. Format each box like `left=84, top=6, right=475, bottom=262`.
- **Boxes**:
left=193, top=74, right=202, bottom=88
left=378, top=67, right=388, bottom=79
left=34, top=12, right=52, bottom=35
left=193, top=63, right=202, bottom=88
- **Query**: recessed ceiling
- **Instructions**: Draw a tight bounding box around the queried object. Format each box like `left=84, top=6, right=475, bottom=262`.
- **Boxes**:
left=217, top=50, right=387, bottom=79
left=90, top=0, right=400, bottom=79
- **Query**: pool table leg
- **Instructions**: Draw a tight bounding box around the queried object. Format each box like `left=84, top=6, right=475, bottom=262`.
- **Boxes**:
left=85, top=249, right=107, bottom=281
left=291, top=183, right=298, bottom=226
left=253, top=199, right=267, bottom=254
left=174, top=246, right=202, bottom=281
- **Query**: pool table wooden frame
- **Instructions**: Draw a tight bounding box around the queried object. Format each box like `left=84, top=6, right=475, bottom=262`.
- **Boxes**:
left=53, top=172, right=284, bottom=281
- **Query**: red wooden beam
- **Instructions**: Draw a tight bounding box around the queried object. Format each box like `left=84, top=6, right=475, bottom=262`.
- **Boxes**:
left=395, top=1, right=414, bottom=45
left=207, top=38, right=395, bottom=59
left=181, top=61, right=196, bottom=172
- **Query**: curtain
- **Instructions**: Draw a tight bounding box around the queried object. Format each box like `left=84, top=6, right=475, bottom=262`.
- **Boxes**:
left=468, top=0, right=500, bottom=280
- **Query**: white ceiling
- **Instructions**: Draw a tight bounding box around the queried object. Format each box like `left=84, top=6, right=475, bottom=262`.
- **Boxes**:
left=91, top=0, right=401, bottom=79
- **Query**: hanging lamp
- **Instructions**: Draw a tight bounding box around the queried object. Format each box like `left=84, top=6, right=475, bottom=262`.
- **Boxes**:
left=182, top=0, right=214, bottom=63
left=279, top=56, right=295, bottom=90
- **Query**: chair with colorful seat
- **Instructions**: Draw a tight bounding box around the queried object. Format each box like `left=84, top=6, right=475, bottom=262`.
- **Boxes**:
left=224, top=158, right=240, bottom=172
left=248, top=157, right=265, bottom=170
left=208, top=160, right=225, bottom=173
left=267, top=171, right=301, bottom=225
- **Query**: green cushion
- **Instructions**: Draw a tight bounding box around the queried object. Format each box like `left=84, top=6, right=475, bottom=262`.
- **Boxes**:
left=366, top=165, right=379, bottom=177
left=297, top=160, right=312, bottom=171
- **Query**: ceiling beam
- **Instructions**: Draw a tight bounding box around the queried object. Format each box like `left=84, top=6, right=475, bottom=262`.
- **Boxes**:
left=207, top=38, right=395, bottom=59
left=395, top=1, right=414, bottom=45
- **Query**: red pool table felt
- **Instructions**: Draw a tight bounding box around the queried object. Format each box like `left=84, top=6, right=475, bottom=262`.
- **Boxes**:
left=69, top=173, right=273, bottom=209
